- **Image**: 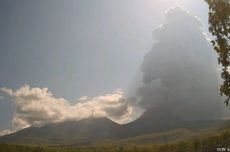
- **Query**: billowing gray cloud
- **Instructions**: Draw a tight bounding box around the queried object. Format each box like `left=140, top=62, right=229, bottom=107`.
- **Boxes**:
left=0, top=6, right=224, bottom=136
left=138, top=7, right=221, bottom=120
left=0, top=85, right=134, bottom=135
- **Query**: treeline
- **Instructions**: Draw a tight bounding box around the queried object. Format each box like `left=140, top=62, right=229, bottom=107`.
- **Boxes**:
left=1, top=130, right=230, bottom=152
left=0, top=144, right=60, bottom=152
left=156, top=130, right=230, bottom=152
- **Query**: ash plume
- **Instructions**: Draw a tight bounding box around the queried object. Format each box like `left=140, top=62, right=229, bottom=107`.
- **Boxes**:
left=138, top=7, right=221, bottom=120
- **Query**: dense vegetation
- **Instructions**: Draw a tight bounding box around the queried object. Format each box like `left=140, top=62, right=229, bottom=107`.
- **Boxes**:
left=1, top=130, right=230, bottom=152
left=206, top=0, right=230, bottom=104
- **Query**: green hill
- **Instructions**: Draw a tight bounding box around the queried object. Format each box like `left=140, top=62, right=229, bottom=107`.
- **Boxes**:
left=95, top=128, right=198, bottom=145
left=0, top=108, right=225, bottom=146
left=1, top=129, right=230, bottom=152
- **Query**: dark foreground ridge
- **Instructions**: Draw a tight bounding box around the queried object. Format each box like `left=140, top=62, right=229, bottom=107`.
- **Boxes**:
left=0, top=108, right=224, bottom=145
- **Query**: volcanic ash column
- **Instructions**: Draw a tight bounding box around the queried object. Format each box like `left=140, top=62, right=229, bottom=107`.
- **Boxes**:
left=138, top=7, right=221, bottom=120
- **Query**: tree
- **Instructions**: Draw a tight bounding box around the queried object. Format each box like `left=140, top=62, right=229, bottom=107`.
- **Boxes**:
left=206, top=0, right=230, bottom=105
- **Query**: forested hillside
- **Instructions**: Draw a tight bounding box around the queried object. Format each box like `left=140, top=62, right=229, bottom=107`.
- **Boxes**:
left=1, top=130, right=230, bottom=152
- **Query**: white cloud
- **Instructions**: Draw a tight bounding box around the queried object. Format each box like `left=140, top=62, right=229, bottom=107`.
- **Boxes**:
left=0, top=130, right=13, bottom=136
left=0, top=85, right=135, bottom=135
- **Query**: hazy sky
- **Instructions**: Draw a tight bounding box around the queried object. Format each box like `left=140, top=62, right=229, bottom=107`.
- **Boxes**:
left=0, top=0, right=210, bottom=132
